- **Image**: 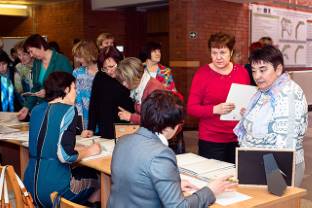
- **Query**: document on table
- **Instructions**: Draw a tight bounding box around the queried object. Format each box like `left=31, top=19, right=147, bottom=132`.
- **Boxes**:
left=180, top=174, right=208, bottom=194
left=0, top=112, right=22, bottom=127
left=220, top=83, right=257, bottom=121
left=0, top=131, right=29, bottom=142
left=76, top=137, right=115, bottom=161
left=216, top=191, right=251, bottom=206
left=0, top=125, right=20, bottom=134
left=177, top=153, right=234, bottom=176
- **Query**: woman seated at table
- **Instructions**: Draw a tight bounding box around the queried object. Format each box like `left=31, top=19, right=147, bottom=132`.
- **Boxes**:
left=82, top=46, right=134, bottom=139
left=109, top=90, right=237, bottom=207
left=117, top=57, right=164, bottom=124
left=234, top=45, right=308, bottom=186
left=24, top=72, right=101, bottom=207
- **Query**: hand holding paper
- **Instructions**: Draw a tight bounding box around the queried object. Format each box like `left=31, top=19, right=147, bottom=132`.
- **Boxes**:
left=220, top=83, right=257, bottom=121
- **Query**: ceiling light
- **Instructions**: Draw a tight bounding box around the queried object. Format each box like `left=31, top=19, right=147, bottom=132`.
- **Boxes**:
left=0, top=4, right=27, bottom=9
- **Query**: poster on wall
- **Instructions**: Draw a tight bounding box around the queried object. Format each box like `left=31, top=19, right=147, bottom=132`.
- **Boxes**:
left=251, top=4, right=312, bottom=67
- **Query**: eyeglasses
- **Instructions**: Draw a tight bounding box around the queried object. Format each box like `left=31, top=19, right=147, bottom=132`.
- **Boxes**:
left=102, top=63, right=117, bottom=72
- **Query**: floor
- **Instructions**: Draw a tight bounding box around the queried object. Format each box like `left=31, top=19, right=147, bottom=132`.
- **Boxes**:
left=183, top=112, right=312, bottom=207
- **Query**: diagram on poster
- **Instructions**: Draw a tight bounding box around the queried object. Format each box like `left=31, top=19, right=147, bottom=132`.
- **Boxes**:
left=251, top=4, right=312, bottom=67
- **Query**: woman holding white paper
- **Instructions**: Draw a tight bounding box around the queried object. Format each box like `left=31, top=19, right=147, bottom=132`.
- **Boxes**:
left=187, top=32, right=250, bottom=163
left=234, top=45, right=307, bottom=186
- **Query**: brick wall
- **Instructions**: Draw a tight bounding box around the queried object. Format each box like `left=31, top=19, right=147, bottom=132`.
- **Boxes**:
left=36, top=0, right=84, bottom=58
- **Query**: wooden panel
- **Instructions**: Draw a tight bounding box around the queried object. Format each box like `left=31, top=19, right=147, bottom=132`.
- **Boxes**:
left=169, top=60, right=200, bottom=68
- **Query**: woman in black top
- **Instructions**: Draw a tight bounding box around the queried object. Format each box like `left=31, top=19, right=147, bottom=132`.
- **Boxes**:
left=81, top=46, right=134, bottom=139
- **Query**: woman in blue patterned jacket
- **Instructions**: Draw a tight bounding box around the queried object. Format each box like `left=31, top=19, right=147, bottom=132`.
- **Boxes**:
left=234, top=45, right=308, bottom=186
left=24, top=72, right=101, bottom=207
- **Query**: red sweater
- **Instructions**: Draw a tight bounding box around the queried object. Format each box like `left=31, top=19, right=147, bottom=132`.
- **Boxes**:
left=187, top=64, right=250, bottom=143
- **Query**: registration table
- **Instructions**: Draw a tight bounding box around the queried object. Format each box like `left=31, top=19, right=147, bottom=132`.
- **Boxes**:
left=0, top=138, right=307, bottom=208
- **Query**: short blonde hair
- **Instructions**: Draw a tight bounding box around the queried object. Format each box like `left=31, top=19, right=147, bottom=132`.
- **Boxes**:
left=14, top=40, right=26, bottom=52
left=117, top=57, right=144, bottom=89
left=96, top=32, right=114, bottom=48
left=72, top=40, right=98, bottom=65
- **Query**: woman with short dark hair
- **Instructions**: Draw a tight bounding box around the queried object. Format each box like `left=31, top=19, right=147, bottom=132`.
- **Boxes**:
left=17, top=34, right=72, bottom=121
left=81, top=47, right=134, bottom=139
left=139, top=41, right=183, bottom=100
left=24, top=71, right=101, bottom=207
left=235, top=45, right=307, bottom=186
left=109, top=90, right=237, bottom=207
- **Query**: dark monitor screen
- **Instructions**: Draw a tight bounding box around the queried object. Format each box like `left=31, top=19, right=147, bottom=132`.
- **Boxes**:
left=236, top=148, right=294, bottom=186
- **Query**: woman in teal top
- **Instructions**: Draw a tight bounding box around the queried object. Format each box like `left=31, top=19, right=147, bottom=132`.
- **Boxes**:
left=17, top=34, right=72, bottom=120
left=24, top=72, right=101, bottom=207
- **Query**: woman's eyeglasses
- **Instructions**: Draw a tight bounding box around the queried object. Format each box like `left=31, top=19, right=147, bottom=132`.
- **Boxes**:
left=102, top=63, right=117, bottom=72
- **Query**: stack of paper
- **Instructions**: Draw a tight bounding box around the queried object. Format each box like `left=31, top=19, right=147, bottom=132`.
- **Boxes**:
left=176, top=153, right=235, bottom=180
left=76, top=137, right=115, bottom=161
left=0, top=131, right=29, bottom=142
left=0, top=125, right=20, bottom=134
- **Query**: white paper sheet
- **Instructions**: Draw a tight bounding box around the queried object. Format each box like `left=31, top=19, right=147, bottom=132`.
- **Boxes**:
left=216, top=191, right=251, bottom=206
left=220, top=83, right=257, bottom=121
left=0, top=125, right=20, bottom=134
left=0, top=112, right=22, bottom=126
left=176, top=153, right=208, bottom=167
left=0, top=131, right=29, bottom=141
left=77, top=138, right=115, bottom=161
left=180, top=174, right=208, bottom=194
left=200, top=167, right=236, bottom=181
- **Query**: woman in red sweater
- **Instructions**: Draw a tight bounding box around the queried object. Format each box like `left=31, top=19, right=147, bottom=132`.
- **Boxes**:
left=187, top=32, right=250, bottom=163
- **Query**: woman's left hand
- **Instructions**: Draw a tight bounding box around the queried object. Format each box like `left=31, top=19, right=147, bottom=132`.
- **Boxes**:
left=35, top=89, right=46, bottom=98
left=180, top=179, right=199, bottom=192
left=118, top=106, right=131, bottom=121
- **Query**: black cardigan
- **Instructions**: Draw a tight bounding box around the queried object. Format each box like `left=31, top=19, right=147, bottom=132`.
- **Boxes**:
left=88, top=71, right=134, bottom=139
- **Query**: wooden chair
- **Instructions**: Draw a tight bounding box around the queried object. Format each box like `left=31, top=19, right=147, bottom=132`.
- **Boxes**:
left=114, top=123, right=140, bottom=140
left=50, top=192, right=87, bottom=208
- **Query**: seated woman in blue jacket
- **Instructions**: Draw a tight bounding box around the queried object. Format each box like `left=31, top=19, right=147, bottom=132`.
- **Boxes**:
left=109, top=90, right=237, bottom=208
left=24, top=72, right=101, bottom=207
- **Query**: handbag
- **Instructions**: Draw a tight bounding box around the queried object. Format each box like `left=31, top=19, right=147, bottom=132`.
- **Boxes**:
left=0, top=165, right=34, bottom=208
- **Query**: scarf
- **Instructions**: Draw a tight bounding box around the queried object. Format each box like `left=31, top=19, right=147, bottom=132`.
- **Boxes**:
left=130, top=70, right=151, bottom=104
left=0, top=74, right=14, bottom=112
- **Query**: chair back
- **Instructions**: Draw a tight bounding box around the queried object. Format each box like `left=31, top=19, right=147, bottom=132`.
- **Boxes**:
left=0, top=165, right=34, bottom=207
left=50, top=192, right=87, bottom=208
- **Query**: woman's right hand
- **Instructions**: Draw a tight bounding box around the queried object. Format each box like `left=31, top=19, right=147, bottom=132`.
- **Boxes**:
left=81, top=130, right=94, bottom=138
left=213, top=103, right=235, bottom=115
left=208, top=175, right=238, bottom=196
left=17, top=107, right=29, bottom=121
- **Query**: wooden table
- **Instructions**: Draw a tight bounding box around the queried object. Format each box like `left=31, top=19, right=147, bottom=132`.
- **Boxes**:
left=211, top=186, right=306, bottom=208
left=0, top=140, right=307, bottom=208
left=79, top=157, right=112, bottom=208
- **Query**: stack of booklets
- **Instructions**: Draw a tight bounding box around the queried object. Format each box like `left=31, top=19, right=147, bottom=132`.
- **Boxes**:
left=176, top=153, right=236, bottom=181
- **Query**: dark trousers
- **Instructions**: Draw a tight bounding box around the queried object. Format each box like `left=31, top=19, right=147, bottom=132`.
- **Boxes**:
left=198, top=140, right=238, bottom=164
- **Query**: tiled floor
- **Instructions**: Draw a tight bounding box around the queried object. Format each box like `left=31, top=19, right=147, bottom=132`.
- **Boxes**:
left=183, top=113, right=312, bottom=207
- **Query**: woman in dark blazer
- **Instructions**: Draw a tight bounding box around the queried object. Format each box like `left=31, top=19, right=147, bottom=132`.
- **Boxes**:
left=81, top=46, right=134, bottom=139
